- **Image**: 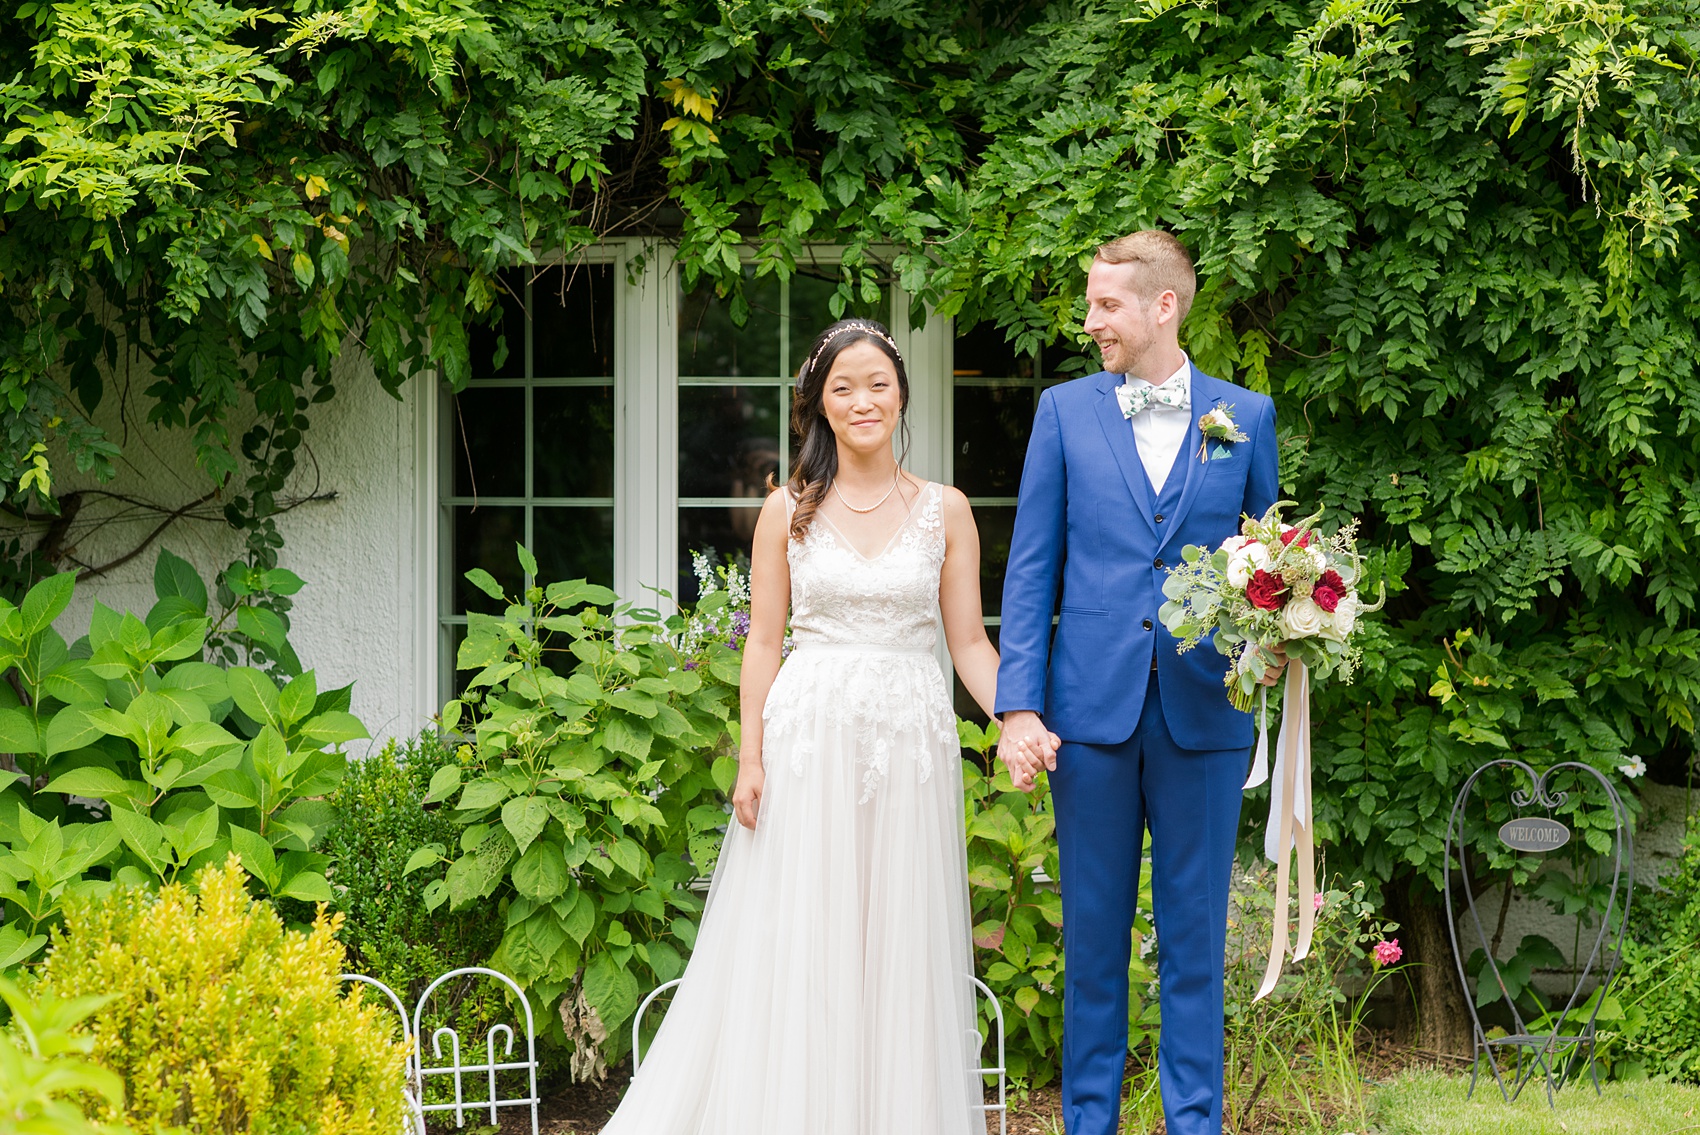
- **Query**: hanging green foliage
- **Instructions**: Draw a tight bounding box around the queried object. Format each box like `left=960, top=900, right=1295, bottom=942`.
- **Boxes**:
left=1, top=0, right=1697, bottom=1047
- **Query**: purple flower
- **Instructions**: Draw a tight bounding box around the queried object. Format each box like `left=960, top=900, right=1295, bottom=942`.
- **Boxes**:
left=683, top=660, right=700, bottom=671
left=732, top=609, right=751, bottom=636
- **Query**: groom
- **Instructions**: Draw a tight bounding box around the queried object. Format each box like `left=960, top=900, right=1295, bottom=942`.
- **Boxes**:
left=996, top=231, right=1279, bottom=1135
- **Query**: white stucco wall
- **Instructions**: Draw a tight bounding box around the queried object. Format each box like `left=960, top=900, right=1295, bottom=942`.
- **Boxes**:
left=3, top=347, right=437, bottom=752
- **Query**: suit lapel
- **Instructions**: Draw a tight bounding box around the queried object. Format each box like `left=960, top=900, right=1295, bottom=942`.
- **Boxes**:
left=1093, top=373, right=1159, bottom=536
left=1160, top=363, right=1218, bottom=554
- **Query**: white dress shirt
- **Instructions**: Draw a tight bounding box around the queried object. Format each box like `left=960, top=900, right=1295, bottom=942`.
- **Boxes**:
left=1122, top=355, right=1192, bottom=494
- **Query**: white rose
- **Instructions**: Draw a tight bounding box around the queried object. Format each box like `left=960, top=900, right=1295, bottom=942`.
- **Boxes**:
left=1220, top=534, right=1252, bottom=556
left=1331, top=594, right=1359, bottom=638
left=1281, top=596, right=1325, bottom=638
left=1225, top=541, right=1271, bottom=589
left=1308, top=547, right=1328, bottom=573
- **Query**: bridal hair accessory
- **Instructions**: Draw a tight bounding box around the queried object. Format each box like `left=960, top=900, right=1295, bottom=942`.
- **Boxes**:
left=1157, top=501, right=1385, bottom=999
left=802, top=321, right=902, bottom=378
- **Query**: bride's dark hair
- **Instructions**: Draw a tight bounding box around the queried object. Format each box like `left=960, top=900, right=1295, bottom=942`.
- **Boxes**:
left=783, top=319, right=910, bottom=540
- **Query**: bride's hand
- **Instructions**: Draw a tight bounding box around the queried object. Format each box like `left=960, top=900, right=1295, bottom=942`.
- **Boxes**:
left=732, top=761, right=764, bottom=830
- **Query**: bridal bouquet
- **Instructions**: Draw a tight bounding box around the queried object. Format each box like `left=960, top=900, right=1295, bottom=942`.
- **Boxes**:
left=1158, top=502, right=1380, bottom=712
left=1158, top=502, right=1383, bottom=999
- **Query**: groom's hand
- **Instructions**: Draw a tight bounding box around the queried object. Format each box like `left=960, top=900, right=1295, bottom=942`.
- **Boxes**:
left=1259, top=643, right=1290, bottom=686
left=997, top=711, right=1060, bottom=793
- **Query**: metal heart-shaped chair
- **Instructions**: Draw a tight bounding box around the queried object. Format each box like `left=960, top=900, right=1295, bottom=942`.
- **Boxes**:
left=1443, top=759, right=1633, bottom=1104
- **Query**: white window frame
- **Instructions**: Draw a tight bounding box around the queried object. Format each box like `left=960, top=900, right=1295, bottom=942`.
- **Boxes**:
left=434, top=241, right=954, bottom=704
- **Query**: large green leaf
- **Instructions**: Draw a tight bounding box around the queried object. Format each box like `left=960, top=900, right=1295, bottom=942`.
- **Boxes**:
left=278, top=671, right=317, bottom=727
left=110, top=807, right=169, bottom=877
left=0, top=925, right=46, bottom=968
left=298, top=710, right=367, bottom=746
left=227, top=667, right=281, bottom=727
left=20, top=572, right=76, bottom=636
left=154, top=548, right=209, bottom=610
left=502, top=797, right=551, bottom=856
left=227, top=824, right=279, bottom=890
left=41, top=767, right=145, bottom=803
left=0, top=708, right=43, bottom=755
left=43, top=707, right=102, bottom=756
left=582, top=950, right=640, bottom=1031
left=512, top=838, right=568, bottom=902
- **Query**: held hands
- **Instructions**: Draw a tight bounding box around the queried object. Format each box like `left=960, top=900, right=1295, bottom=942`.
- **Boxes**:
left=996, top=711, right=1061, bottom=793
left=733, top=757, right=764, bottom=830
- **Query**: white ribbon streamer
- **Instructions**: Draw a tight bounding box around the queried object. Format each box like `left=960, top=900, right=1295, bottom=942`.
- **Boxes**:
left=1244, top=684, right=1270, bottom=790
left=1252, top=660, right=1315, bottom=1001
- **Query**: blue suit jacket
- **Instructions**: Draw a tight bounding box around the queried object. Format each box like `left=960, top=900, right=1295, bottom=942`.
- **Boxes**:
left=995, top=363, right=1279, bottom=751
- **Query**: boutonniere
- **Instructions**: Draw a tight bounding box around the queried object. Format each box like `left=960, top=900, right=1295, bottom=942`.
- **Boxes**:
left=1198, top=404, right=1249, bottom=462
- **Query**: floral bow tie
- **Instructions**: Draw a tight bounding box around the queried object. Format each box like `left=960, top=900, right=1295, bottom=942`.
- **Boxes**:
left=1116, top=374, right=1190, bottom=418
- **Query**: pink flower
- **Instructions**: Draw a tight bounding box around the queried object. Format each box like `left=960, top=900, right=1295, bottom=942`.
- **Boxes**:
left=1372, top=939, right=1402, bottom=967
left=1313, top=893, right=1325, bottom=911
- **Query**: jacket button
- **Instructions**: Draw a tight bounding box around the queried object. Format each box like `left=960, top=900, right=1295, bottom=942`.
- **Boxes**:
left=1153, top=557, right=1165, bottom=569
left=1155, top=513, right=1165, bottom=523
left=1142, top=619, right=1153, bottom=630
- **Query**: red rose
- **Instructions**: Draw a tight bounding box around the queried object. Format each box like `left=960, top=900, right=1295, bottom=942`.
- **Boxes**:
left=1279, top=528, right=1311, bottom=549
left=1318, top=569, right=1345, bottom=592
left=1312, top=584, right=1341, bottom=613
left=1246, top=569, right=1288, bottom=611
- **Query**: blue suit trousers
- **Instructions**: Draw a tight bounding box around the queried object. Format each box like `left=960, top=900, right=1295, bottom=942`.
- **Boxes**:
left=1050, top=676, right=1245, bottom=1135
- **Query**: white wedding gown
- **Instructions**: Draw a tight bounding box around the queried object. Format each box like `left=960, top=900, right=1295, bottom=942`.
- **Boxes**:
left=601, top=481, right=984, bottom=1135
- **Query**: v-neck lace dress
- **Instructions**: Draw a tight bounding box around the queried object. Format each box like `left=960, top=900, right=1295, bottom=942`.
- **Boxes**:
left=601, top=481, right=983, bottom=1135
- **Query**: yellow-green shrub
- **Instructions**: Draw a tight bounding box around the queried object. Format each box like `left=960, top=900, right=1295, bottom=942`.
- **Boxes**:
left=33, top=855, right=405, bottom=1135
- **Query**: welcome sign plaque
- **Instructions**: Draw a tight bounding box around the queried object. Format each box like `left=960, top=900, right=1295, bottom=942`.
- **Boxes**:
left=1498, top=816, right=1571, bottom=853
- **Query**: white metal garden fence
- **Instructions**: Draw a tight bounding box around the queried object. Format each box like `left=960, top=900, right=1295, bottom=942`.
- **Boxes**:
left=342, top=966, right=540, bottom=1135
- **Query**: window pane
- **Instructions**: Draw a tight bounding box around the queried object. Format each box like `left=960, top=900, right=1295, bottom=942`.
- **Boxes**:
left=678, top=386, right=783, bottom=499
left=954, top=385, right=1037, bottom=497
left=532, top=264, right=615, bottom=378
left=535, top=386, right=614, bottom=498
left=534, top=507, right=615, bottom=588
left=678, top=506, right=761, bottom=603
left=955, top=322, right=1036, bottom=379
left=679, top=269, right=781, bottom=377
left=973, top=505, right=1018, bottom=618
left=787, top=273, right=889, bottom=374
left=451, top=387, right=525, bottom=498
left=468, top=272, right=525, bottom=379
left=451, top=505, right=524, bottom=615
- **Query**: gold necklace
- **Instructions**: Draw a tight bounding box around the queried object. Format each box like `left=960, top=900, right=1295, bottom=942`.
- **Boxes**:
left=833, top=469, right=901, bottom=514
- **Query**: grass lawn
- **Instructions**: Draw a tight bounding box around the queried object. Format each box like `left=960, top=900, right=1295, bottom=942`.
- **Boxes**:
left=1368, top=1070, right=1700, bottom=1135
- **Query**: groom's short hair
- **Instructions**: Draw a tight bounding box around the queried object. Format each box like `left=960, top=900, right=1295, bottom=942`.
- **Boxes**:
left=1095, top=231, right=1196, bottom=322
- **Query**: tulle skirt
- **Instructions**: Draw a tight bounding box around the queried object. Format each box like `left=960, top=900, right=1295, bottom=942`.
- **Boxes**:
left=600, top=644, right=984, bottom=1135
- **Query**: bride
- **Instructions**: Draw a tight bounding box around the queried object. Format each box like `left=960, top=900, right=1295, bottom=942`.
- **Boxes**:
left=602, top=318, right=1042, bottom=1134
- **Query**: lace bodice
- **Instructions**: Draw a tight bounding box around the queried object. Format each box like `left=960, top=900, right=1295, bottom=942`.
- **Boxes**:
left=762, top=481, right=958, bottom=802
left=786, top=481, right=946, bottom=649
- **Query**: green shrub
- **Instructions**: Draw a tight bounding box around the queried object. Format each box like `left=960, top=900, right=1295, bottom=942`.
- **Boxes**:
left=34, top=855, right=405, bottom=1135
left=328, top=734, right=500, bottom=989
left=325, top=733, right=512, bottom=1094
left=413, top=551, right=739, bottom=1075
left=0, top=552, right=365, bottom=970
left=1602, top=825, right=1700, bottom=1082
left=0, top=975, right=129, bottom=1135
